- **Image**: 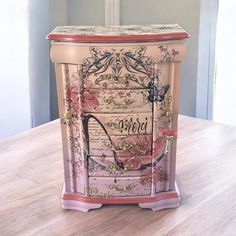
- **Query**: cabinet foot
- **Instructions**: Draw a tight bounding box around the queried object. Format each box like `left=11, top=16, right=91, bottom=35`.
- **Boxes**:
left=139, top=183, right=180, bottom=211
left=61, top=199, right=102, bottom=212
left=61, top=183, right=180, bottom=212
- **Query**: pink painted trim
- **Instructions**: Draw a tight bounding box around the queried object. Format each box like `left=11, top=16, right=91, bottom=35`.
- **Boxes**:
left=61, top=183, right=180, bottom=212
left=47, top=32, right=189, bottom=43
left=62, top=191, right=178, bottom=204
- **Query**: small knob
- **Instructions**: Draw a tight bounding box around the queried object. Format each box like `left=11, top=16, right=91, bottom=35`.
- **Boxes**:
left=166, top=111, right=174, bottom=117
left=166, top=135, right=176, bottom=141
left=165, top=135, right=176, bottom=154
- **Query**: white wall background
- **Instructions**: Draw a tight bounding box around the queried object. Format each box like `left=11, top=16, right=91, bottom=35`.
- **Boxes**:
left=68, top=0, right=105, bottom=25
left=214, top=0, right=236, bottom=126
left=0, top=0, right=67, bottom=139
left=0, top=0, right=31, bottom=139
left=28, top=1, right=51, bottom=127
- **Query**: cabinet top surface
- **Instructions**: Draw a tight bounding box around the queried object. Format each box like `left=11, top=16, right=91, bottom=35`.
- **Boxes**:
left=47, top=24, right=189, bottom=43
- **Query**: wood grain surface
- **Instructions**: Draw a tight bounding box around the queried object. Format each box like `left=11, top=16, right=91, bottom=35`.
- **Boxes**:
left=0, top=116, right=235, bottom=236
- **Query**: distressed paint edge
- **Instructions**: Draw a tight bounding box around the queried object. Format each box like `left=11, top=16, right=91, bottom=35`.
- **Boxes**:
left=47, top=32, right=189, bottom=43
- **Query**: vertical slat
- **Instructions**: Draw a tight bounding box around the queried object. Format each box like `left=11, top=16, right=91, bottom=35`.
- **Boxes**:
left=67, top=64, right=86, bottom=194
left=55, top=63, right=74, bottom=192
left=55, top=63, right=88, bottom=194
left=76, top=68, right=89, bottom=196
left=151, top=63, right=158, bottom=195
left=152, top=62, right=179, bottom=193
left=65, top=64, right=78, bottom=193
left=164, top=62, right=175, bottom=191
left=169, top=62, right=181, bottom=190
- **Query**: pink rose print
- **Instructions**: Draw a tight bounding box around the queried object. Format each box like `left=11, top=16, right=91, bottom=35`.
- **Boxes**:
left=153, top=139, right=166, bottom=157
left=100, top=153, right=106, bottom=162
left=153, top=129, right=177, bottom=158
left=84, top=79, right=93, bottom=88
left=140, top=166, right=168, bottom=186
left=68, top=80, right=80, bottom=113
left=114, top=135, right=152, bottom=156
left=122, top=156, right=142, bottom=170
left=67, top=81, right=100, bottom=113
left=82, top=90, right=100, bottom=111
left=158, top=129, right=177, bottom=138
left=73, top=161, right=83, bottom=177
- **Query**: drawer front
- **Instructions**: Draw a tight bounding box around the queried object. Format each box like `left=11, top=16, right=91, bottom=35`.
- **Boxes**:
left=85, top=113, right=153, bottom=136
left=83, top=73, right=152, bottom=90
left=88, top=156, right=153, bottom=177
left=88, top=134, right=152, bottom=157
left=82, top=89, right=152, bottom=113
left=88, top=177, right=151, bottom=197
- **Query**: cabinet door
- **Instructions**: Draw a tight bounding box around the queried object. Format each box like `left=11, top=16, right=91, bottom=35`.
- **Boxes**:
left=152, top=62, right=180, bottom=193
left=59, top=44, right=180, bottom=195
left=79, top=45, right=156, bottom=180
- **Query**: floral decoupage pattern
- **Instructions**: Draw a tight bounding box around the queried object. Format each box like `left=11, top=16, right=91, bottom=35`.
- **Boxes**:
left=82, top=89, right=152, bottom=113
left=62, top=44, right=179, bottom=196
left=49, top=24, right=187, bottom=39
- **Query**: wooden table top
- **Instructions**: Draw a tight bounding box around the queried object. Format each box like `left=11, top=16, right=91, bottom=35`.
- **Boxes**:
left=0, top=116, right=235, bottom=236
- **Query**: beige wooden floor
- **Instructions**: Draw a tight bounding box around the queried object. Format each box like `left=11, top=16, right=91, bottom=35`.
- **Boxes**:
left=0, top=116, right=235, bottom=236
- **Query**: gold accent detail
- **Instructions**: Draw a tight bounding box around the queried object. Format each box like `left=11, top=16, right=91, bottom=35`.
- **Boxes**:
left=115, top=166, right=131, bottom=172
left=165, top=135, right=176, bottom=154
left=64, top=112, right=72, bottom=119
left=107, top=143, right=147, bottom=155
left=86, top=187, right=99, bottom=195
left=166, top=111, right=174, bottom=117
left=103, top=97, right=135, bottom=107
left=107, top=184, right=135, bottom=193
left=166, top=136, right=176, bottom=141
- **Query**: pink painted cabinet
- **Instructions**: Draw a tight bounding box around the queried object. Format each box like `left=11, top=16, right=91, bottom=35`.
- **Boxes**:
left=47, top=25, right=189, bottom=212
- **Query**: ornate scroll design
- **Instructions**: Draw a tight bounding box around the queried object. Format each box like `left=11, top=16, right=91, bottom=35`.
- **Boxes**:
left=81, top=46, right=155, bottom=79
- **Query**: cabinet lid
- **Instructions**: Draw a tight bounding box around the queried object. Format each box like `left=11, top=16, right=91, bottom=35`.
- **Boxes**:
left=46, top=24, right=189, bottom=43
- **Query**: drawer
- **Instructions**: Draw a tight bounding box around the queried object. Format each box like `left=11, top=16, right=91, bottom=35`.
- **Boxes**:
left=87, top=134, right=152, bottom=157
left=88, top=156, right=153, bottom=177
left=84, top=113, right=153, bottom=136
left=88, top=177, right=151, bottom=197
left=82, top=88, right=152, bottom=113
left=84, top=73, right=152, bottom=90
